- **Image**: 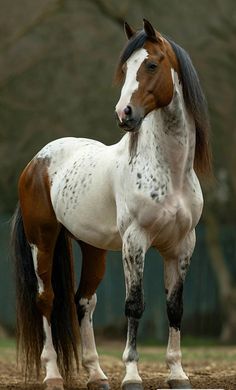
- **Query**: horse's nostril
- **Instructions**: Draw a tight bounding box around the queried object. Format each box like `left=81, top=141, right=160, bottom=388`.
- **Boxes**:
left=124, top=105, right=132, bottom=116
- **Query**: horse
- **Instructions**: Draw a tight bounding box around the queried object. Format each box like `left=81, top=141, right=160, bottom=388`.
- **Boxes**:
left=11, top=19, right=211, bottom=390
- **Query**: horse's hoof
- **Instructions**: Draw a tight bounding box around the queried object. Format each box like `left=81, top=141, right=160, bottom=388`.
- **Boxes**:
left=87, top=379, right=110, bottom=390
left=44, top=378, right=64, bottom=390
left=122, top=382, right=143, bottom=390
left=167, top=379, right=191, bottom=389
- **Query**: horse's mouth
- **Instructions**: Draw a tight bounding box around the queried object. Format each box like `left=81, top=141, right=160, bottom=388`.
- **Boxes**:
left=117, top=117, right=143, bottom=132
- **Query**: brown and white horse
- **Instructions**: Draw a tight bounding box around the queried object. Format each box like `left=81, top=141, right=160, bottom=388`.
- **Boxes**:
left=11, top=20, right=211, bottom=390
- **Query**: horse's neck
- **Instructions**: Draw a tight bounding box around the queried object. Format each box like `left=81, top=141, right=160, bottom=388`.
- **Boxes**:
left=134, top=85, right=195, bottom=187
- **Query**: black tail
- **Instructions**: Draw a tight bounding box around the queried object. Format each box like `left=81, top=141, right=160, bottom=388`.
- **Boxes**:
left=11, top=204, right=79, bottom=381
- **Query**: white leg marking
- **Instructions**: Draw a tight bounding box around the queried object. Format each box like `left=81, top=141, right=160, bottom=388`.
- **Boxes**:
left=79, top=295, right=107, bottom=383
left=41, top=316, right=62, bottom=382
left=164, top=258, right=189, bottom=381
left=31, top=244, right=44, bottom=294
left=166, top=327, right=188, bottom=381
left=115, top=48, right=148, bottom=122
left=122, top=342, right=142, bottom=384
left=31, top=245, right=61, bottom=381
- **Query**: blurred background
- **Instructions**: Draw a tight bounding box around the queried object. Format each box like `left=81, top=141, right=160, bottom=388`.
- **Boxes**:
left=0, top=0, right=236, bottom=346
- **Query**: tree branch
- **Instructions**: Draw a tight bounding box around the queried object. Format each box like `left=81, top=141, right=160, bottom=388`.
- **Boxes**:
left=89, top=0, right=126, bottom=27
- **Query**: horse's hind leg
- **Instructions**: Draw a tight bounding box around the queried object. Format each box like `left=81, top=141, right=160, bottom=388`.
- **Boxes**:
left=19, top=162, right=64, bottom=390
left=31, top=238, right=64, bottom=390
left=27, top=229, right=64, bottom=390
left=75, top=241, right=108, bottom=390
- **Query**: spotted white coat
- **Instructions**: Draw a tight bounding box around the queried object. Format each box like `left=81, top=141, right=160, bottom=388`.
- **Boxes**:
left=35, top=47, right=203, bottom=386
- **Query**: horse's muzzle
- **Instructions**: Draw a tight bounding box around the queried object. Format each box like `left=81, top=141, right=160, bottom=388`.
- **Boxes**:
left=115, top=105, right=144, bottom=132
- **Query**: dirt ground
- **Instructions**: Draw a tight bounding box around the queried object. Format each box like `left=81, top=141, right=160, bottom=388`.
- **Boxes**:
left=0, top=342, right=235, bottom=390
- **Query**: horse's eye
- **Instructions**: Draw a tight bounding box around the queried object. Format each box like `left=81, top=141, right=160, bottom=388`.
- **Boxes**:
left=146, top=62, right=158, bottom=72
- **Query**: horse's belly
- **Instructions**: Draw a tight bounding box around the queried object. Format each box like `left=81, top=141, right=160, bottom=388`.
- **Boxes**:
left=63, top=207, right=122, bottom=250
left=67, top=220, right=122, bottom=251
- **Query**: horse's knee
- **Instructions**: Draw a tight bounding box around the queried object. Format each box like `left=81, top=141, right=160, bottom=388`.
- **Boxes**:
left=125, top=283, right=145, bottom=319
left=82, top=351, right=99, bottom=368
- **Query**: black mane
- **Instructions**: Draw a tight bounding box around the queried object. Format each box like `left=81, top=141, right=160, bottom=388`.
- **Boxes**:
left=165, top=37, right=211, bottom=175
left=119, top=30, right=148, bottom=66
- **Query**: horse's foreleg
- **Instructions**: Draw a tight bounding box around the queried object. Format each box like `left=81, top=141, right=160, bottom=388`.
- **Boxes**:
left=121, top=229, right=147, bottom=390
left=164, top=233, right=195, bottom=389
left=75, top=242, right=108, bottom=390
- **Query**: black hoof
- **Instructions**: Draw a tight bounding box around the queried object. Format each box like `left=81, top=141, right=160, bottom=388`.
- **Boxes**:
left=167, top=379, right=191, bottom=389
left=87, top=379, right=109, bottom=390
left=122, top=382, right=143, bottom=390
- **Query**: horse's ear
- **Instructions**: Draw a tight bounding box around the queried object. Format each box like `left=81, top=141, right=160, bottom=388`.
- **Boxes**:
left=143, top=19, right=158, bottom=41
left=124, top=21, right=136, bottom=40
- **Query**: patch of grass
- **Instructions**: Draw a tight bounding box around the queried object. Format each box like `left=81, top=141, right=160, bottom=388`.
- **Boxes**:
left=182, top=347, right=236, bottom=361
left=98, top=340, right=236, bottom=363
left=0, top=338, right=16, bottom=362
left=0, top=338, right=16, bottom=349
left=1, top=337, right=235, bottom=365
left=139, top=351, right=165, bottom=362
left=182, top=336, right=220, bottom=347
left=98, top=347, right=122, bottom=360
left=139, top=336, right=221, bottom=347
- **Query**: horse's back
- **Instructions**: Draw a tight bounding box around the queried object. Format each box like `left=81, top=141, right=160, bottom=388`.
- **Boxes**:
left=36, top=137, right=105, bottom=163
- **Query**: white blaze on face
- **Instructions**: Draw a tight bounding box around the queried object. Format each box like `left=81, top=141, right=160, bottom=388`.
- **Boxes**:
left=116, top=48, right=148, bottom=122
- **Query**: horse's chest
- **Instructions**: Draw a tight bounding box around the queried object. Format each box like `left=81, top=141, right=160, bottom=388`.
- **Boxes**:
left=151, top=197, right=193, bottom=250
left=132, top=192, right=191, bottom=232
left=123, top=171, right=203, bottom=252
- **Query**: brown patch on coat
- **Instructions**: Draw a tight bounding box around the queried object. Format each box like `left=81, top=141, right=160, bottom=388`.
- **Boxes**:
left=19, top=157, right=60, bottom=322
left=77, top=241, right=107, bottom=299
left=17, top=156, right=80, bottom=381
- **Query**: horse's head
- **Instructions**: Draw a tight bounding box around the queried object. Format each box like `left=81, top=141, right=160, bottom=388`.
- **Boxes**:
left=115, top=19, right=178, bottom=132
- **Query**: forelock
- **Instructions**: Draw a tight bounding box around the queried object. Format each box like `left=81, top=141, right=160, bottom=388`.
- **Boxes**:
left=114, top=30, right=149, bottom=84
left=120, top=30, right=148, bottom=66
